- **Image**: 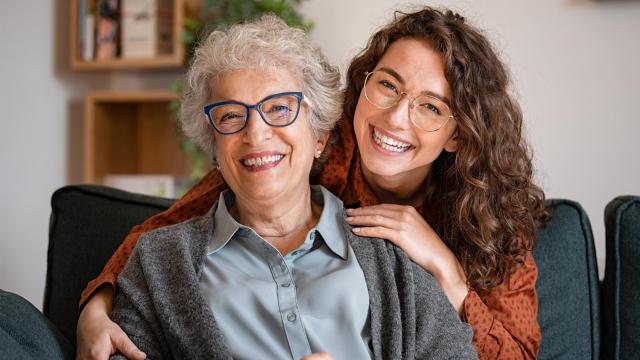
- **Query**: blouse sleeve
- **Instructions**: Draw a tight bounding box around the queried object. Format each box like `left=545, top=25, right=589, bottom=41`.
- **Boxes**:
left=462, top=251, right=541, bottom=359
left=79, top=170, right=227, bottom=307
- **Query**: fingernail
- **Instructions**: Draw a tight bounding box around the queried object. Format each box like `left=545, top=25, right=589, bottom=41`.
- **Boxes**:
left=352, top=227, right=360, bottom=233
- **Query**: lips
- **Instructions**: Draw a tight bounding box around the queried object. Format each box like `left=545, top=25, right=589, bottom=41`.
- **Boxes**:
left=240, top=152, right=285, bottom=171
left=371, top=126, right=413, bottom=153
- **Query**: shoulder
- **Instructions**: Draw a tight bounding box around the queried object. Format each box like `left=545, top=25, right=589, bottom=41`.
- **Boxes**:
left=135, top=202, right=217, bottom=257
left=348, top=225, right=439, bottom=287
left=118, top=202, right=219, bottom=295
left=348, top=225, right=453, bottom=307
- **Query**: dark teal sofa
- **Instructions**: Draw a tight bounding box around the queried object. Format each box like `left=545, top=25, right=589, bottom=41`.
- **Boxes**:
left=1, top=185, right=638, bottom=359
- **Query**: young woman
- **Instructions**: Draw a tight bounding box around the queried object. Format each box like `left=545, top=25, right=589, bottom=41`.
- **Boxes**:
left=77, top=7, right=546, bottom=360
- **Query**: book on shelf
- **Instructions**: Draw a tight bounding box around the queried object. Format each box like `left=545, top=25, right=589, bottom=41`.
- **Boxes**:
left=84, top=13, right=96, bottom=60
left=95, top=0, right=120, bottom=60
left=77, top=0, right=176, bottom=63
left=77, top=0, right=85, bottom=59
left=77, top=0, right=97, bottom=60
left=121, top=0, right=173, bottom=58
left=104, top=174, right=175, bottom=198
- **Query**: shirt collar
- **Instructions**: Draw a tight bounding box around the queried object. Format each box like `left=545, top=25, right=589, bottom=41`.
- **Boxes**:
left=207, top=190, right=247, bottom=255
left=311, top=185, right=349, bottom=260
left=207, top=186, right=349, bottom=260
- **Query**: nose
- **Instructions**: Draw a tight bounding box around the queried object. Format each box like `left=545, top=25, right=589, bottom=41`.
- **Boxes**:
left=242, top=109, right=273, bottom=145
left=383, top=94, right=411, bottom=129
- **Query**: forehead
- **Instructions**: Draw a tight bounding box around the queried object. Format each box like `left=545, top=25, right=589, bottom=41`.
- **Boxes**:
left=374, top=38, right=450, bottom=96
left=210, top=67, right=302, bottom=102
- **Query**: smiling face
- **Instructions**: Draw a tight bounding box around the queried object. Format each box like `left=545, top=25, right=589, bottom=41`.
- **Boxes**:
left=211, top=68, right=327, bottom=204
left=353, top=38, right=458, bottom=189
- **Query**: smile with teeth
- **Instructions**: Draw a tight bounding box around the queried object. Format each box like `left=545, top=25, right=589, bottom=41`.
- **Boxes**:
left=372, top=127, right=412, bottom=153
left=241, top=154, right=285, bottom=167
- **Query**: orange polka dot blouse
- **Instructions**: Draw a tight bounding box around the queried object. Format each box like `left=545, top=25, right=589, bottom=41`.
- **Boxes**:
left=81, top=120, right=541, bottom=359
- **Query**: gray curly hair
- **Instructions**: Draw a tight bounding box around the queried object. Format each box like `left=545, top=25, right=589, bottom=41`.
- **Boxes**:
left=180, top=15, right=342, bottom=165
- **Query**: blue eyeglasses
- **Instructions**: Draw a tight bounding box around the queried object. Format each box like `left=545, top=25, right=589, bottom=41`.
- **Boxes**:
left=203, top=92, right=304, bottom=135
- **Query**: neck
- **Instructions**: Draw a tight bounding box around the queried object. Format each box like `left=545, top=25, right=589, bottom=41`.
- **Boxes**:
left=361, top=163, right=430, bottom=207
left=230, top=184, right=321, bottom=254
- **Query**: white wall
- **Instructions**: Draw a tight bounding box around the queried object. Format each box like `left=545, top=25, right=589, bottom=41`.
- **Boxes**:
left=0, top=1, right=69, bottom=308
left=0, top=1, right=178, bottom=308
left=0, top=0, right=639, bottom=308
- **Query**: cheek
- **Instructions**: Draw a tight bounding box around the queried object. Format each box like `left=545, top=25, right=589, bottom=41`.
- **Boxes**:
left=414, top=131, right=453, bottom=159
left=353, top=97, right=371, bottom=137
left=279, top=126, right=312, bottom=166
left=214, top=140, right=236, bottom=168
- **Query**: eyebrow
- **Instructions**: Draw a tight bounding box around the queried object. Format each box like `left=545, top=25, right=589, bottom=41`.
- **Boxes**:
left=376, top=66, right=452, bottom=105
left=378, top=67, right=405, bottom=85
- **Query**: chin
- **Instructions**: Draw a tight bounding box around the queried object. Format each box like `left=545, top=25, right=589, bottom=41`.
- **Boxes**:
left=246, top=184, right=288, bottom=201
left=361, top=154, right=406, bottom=178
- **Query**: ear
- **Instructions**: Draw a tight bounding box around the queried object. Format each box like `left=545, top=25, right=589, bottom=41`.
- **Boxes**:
left=316, top=131, right=330, bottom=152
left=443, top=132, right=458, bottom=153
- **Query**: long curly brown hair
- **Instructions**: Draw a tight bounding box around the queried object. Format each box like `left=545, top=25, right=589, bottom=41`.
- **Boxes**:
left=343, top=7, right=548, bottom=292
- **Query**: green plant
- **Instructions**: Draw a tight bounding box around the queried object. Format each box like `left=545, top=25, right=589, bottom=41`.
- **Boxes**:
left=171, top=0, right=313, bottom=184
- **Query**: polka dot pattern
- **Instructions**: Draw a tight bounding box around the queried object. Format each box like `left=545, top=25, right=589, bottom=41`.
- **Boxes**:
left=80, top=117, right=541, bottom=358
left=463, top=252, right=541, bottom=359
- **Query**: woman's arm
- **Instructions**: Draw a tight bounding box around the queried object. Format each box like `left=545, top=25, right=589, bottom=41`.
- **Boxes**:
left=76, top=170, right=226, bottom=359
left=76, top=287, right=145, bottom=360
left=462, top=253, right=540, bottom=359
left=346, top=204, right=540, bottom=359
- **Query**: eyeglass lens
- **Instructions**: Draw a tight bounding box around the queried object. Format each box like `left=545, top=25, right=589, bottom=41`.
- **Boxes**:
left=209, top=94, right=301, bottom=134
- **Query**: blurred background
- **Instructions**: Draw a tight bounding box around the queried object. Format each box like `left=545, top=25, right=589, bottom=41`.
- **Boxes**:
left=1, top=0, right=639, bottom=309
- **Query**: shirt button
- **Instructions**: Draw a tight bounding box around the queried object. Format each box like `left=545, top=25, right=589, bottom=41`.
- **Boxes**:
left=287, top=312, right=297, bottom=322
left=281, top=282, right=291, bottom=288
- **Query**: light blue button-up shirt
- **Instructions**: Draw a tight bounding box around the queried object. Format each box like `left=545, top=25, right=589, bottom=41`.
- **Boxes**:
left=199, top=186, right=372, bottom=360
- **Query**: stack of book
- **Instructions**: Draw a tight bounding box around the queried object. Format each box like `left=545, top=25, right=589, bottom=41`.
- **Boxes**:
left=77, top=0, right=174, bottom=61
left=104, top=174, right=176, bottom=198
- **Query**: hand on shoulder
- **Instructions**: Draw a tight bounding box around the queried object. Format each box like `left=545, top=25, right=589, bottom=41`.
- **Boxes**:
left=346, top=203, right=469, bottom=313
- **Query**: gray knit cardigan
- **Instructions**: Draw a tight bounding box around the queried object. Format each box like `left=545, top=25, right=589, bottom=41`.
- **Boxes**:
left=110, top=203, right=477, bottom=360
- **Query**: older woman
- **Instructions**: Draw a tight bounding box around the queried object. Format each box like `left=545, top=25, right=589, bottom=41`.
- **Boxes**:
left=108, top=15, right=475, bottom=360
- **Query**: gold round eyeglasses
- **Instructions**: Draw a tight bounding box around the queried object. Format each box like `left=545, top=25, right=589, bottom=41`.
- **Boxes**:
left=363, top=70, right=454, bottom=132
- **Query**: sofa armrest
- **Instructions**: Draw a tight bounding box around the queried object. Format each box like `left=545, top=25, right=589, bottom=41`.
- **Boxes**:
left=602, top=196, right=640, bottom=360
left=534, top=199, right=600, bottom=360
left=44, top=185, right=174, bottom=348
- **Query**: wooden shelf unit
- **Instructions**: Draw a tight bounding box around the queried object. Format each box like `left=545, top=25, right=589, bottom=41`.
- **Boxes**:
left=84, top=91, right=193, bottom=183
left=70, top=0, right=185, bottom=70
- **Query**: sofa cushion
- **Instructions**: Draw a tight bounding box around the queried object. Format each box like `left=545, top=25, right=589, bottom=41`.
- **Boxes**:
left=44, top=185, right=174, bottom=348
left=0, top=289, right=73, bottom=360
left=602, top=196, right=640, bottom=360
left=534, top=199, right=600, bottom=360
left=45, top=186, right=602, bottom=356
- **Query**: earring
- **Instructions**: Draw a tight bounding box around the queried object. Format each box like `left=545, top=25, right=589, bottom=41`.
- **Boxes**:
left=315, top=149, right=322, bottom=158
